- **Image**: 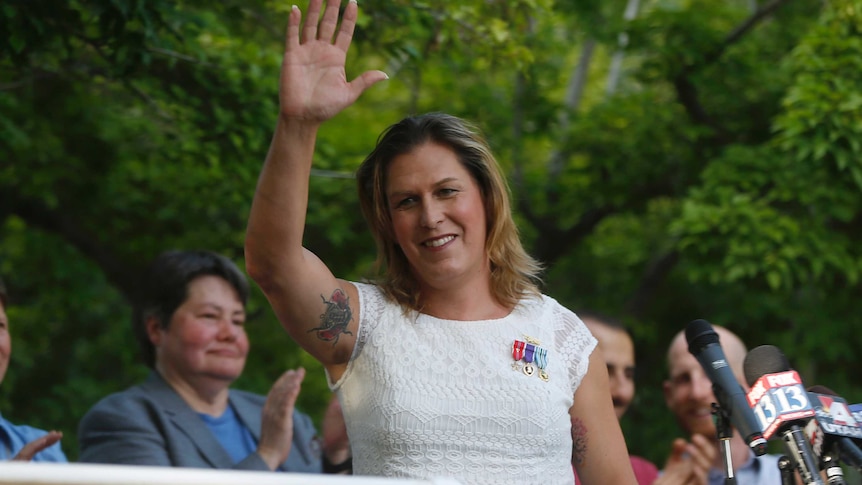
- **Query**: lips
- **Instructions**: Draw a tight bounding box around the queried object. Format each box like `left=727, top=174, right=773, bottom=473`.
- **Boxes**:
left=423, top=235, right=455, bottom=247
left=209, top=348, right=244, bottom=357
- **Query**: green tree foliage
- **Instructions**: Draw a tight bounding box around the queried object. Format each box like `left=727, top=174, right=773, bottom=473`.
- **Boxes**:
left=1, top=0, right=860, bottom=469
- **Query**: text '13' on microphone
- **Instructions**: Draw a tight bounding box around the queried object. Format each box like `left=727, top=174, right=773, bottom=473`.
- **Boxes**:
left=744, top=344, right=823, bottom=485
left=685, top=319, right=768, bottom=456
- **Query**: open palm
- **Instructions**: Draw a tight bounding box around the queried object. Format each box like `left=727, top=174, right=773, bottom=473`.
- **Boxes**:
left=279, top=0, right=387, bottom=123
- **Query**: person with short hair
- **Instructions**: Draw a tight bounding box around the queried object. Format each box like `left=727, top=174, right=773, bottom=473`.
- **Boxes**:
left=575, top=311, right=659, bottom=485
left=78, top=250, right=350, bottom=473
left=0, top=276, right=67, bottom=462
left=662, top=325, right=781, bottom=484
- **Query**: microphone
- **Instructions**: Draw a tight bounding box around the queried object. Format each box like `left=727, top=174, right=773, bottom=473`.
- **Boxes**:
left=743, top=345, right=824, bottom=485
left=685, top=319, right=768, bottom=456
left=851, top=403, right=862, bottom=436
left=805, top=385, right=862, bottom=473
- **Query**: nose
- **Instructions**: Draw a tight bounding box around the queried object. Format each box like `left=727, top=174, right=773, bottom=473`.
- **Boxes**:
left=420, top=200, right=444, bottom=228
left=216, top=318, right=238, bottom=340
left=690, top=372, right=715, bottom=401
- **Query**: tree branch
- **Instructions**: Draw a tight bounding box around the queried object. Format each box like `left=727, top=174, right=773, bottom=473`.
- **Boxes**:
left=706, top=0, right=792, bottom=66
left=2, top=188, right=140, bottom=303
left=625, top=250, right=680, bottom=319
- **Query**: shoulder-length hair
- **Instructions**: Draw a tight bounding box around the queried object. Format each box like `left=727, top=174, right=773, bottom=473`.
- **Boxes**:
left=355, top=112, right=542, bottom=311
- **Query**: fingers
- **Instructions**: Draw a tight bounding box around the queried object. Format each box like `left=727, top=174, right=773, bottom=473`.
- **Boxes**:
left=349, top=70, right=389, bottom=99
left=686, top=433, right=717, bottom=479
left=301, top=0, right=323, bottom=44
left=13, top=431, right=63, bottom=461
left=285, top=5, right=302, bottom=52
left=258, top=368, right=307, bottom=469
left=333, top=0, right=357, bottom=51
left=317, top=0, right=342, bottom=43
left=272, top=367, right=306, bottom=405
left=664, top=437, right=689, bottom=467
left=654, top=459, right=694, bottom=485
left=295, top=0, right=360, bottom=50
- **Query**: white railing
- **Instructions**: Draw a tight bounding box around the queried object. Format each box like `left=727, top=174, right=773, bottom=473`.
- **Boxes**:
left=0, top=462, right=462, bottom=485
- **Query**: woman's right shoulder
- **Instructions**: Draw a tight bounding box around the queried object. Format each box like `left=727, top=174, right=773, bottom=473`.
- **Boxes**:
left=349, top=280, right=389, bottom=315
left=85, top=375, right=167, bottom=415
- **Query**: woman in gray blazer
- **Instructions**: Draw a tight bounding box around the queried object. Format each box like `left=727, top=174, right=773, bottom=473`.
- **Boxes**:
left=78, top=250, right=350, bottom=473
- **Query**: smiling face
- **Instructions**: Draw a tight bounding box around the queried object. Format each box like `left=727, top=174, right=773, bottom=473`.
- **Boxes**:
left=663, top=327, right=747, bottom=438
left=150, top=275, right=249, bottom=388
left=386, top=141, right=489, bottom=292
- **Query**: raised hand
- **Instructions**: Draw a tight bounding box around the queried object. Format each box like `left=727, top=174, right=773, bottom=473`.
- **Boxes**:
left=256, top=368, right=306, bottom=470
left=12, top=431, right=62, bottom=461
left=279, top=0, right=387, bottom=123
left=655, top=435, right=716, bottom=485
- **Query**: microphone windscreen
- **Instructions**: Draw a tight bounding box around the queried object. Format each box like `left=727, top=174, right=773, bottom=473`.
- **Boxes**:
left=807, top=384, right=837, bottom=396
left=685, top=319, right=718, bottom=354
left=743, top=344, right=791, bottom=387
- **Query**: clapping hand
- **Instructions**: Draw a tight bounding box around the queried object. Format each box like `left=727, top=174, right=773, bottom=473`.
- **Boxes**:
left=12, top=431, right=62, bottom=461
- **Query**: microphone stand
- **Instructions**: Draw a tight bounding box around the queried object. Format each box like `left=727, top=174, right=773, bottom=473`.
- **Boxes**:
left=713, top=402, right=737, bottom=485
left=779, top=456, right=795, bottom=485
left=821, top=452, right=847, bottom=485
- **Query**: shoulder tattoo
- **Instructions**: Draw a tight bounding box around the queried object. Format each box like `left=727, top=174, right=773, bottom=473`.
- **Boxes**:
left=308, top=288, right=354, bottom=345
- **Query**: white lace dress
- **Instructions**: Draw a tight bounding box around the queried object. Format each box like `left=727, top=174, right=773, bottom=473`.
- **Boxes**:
left=330, top=282, right=596, bottom=485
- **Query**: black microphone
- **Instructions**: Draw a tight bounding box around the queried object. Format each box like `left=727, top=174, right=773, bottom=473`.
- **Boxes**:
left=685, top=319, right=768, bottom=456
left=806, top=385, right=862, bottom=473
left=743, top=345, right=824, bottom=485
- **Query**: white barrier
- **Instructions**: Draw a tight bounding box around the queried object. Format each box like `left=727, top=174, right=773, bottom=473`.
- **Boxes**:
left=0, top=462, right=462, bottom=485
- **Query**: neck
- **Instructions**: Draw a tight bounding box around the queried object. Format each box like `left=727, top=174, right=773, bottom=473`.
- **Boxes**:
left=419, top=284, right=510, bottom=321
left=415, top=262, right=512, bottom=320
left=156, top=365, right=230, bottom=416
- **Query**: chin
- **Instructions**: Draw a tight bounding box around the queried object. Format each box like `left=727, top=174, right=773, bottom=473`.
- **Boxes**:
left=207, top=368, right=243, bottom=382
left=689, top=422, right=717, bottom=438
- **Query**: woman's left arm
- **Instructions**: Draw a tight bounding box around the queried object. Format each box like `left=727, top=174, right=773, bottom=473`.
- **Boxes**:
left=570, top=349, right=638, bottom=485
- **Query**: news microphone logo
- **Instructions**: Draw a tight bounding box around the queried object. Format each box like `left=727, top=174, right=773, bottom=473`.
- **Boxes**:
left=850, top=404, right=862, bottom=426
left=805, top=392, right=862, bottom=460
left=746, top=370, right=814, bottom=440
left=809, top=394, right=862, bottom=439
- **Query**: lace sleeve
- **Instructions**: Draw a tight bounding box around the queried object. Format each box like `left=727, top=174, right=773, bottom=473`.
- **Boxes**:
left=329, top=281, right=385, bottom=390
left=553, top=303, right=597, bottom=393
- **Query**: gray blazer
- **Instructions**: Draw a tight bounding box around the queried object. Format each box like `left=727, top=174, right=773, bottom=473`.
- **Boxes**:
left=77, top=371, right=322, bottom=473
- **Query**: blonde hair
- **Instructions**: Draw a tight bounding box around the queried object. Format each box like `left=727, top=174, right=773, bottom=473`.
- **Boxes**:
left=355, top=113, right=543, bottom=311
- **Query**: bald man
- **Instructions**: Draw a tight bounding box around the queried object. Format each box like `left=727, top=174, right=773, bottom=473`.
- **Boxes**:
left=662, top=324, right=782, bottom=485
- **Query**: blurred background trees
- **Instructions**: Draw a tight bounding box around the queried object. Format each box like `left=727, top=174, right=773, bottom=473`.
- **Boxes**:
left=2, top=0, right=860, bottom=468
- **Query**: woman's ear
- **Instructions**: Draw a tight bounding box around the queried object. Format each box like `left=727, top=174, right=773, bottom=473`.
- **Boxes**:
left=145, top=315, right=164, bottom=347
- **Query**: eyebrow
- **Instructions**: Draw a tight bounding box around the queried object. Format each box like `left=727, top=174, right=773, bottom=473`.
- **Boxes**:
left=388, top=177, right=462, bottom=196
left=199, top=302, right=245, bottom=316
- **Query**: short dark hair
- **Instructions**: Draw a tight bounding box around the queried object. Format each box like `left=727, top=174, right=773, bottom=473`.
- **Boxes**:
left=578, top=310, right=633, bottom=337
left=0, top=275, right=7, bottom=308
left=132, top=250, right=249, bottom=368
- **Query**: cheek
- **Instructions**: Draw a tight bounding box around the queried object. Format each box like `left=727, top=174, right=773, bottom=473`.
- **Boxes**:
left=621, top=381, right=635, bottom=401
left=176, top=323, right=216, bottom=350
left=389, top=213, right=414, bottom=246
left=236, top=332, right=250, bottom=355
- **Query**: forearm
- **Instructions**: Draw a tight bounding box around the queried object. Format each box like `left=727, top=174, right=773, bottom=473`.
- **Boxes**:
left=245, top=117, right=320, bottom=287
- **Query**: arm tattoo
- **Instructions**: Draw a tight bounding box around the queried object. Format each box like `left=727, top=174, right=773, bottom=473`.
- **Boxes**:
left=571, top=417, right=588, bottom=467
left=308, top=288, right=354, bottom=345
